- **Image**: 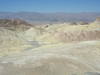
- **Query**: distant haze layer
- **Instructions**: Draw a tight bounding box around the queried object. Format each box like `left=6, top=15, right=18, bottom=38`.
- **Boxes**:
left=0, top=12, right=100, bottom=24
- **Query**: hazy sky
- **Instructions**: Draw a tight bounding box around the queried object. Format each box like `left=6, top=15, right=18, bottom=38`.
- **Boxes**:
left=0, top=0, right=100, bottom=12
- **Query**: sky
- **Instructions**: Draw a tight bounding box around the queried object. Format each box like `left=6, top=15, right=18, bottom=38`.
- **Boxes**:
left=0, top=0, right=100, bottom=12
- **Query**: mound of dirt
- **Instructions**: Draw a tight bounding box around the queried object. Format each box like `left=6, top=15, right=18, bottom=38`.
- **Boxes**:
left=0, top=19, right=32, bottom=31
left=95, top=17, right=100, bottom=22
left=92, top=17, right=100, bottom=25
left=55, top=30, right=100, bottom=42
left=0, top=19, right=31, bottom=26
left=36, top=24, right=100, bottom=43
left=0, top=27, right=32, bottom=56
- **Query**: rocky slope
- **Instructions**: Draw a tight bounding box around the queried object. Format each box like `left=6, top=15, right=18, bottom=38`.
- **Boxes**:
left=0, top=19, right=100, bottom=75
left=0, top=19, right=31, bottom=31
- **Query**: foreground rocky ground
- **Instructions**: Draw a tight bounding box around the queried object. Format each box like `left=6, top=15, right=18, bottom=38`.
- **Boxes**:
left=0, top=40, right=100, bottom=75
left=0, top=19, right=100, bottom=75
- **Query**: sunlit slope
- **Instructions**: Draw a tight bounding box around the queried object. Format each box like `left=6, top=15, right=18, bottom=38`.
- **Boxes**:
left=0, top=20, right=100, bottom=75
left=0, top=22, right=100, bottom=55
left=0, top=41, right=100, bottom=75
left=0, top=27, right=32, bottom=56
left=36, top=23, right=100, bottom=43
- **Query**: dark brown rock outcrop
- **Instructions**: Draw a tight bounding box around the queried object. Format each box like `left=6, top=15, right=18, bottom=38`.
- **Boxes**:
left=0, top=19, right=32, bottom=31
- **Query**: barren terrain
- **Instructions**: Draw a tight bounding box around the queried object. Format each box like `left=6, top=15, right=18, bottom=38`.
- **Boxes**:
left=0, top=19, right=100, bottom=75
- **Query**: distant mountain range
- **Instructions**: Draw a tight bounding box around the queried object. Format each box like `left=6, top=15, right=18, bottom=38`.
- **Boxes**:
left=0, top=12, right=100, bottom=24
